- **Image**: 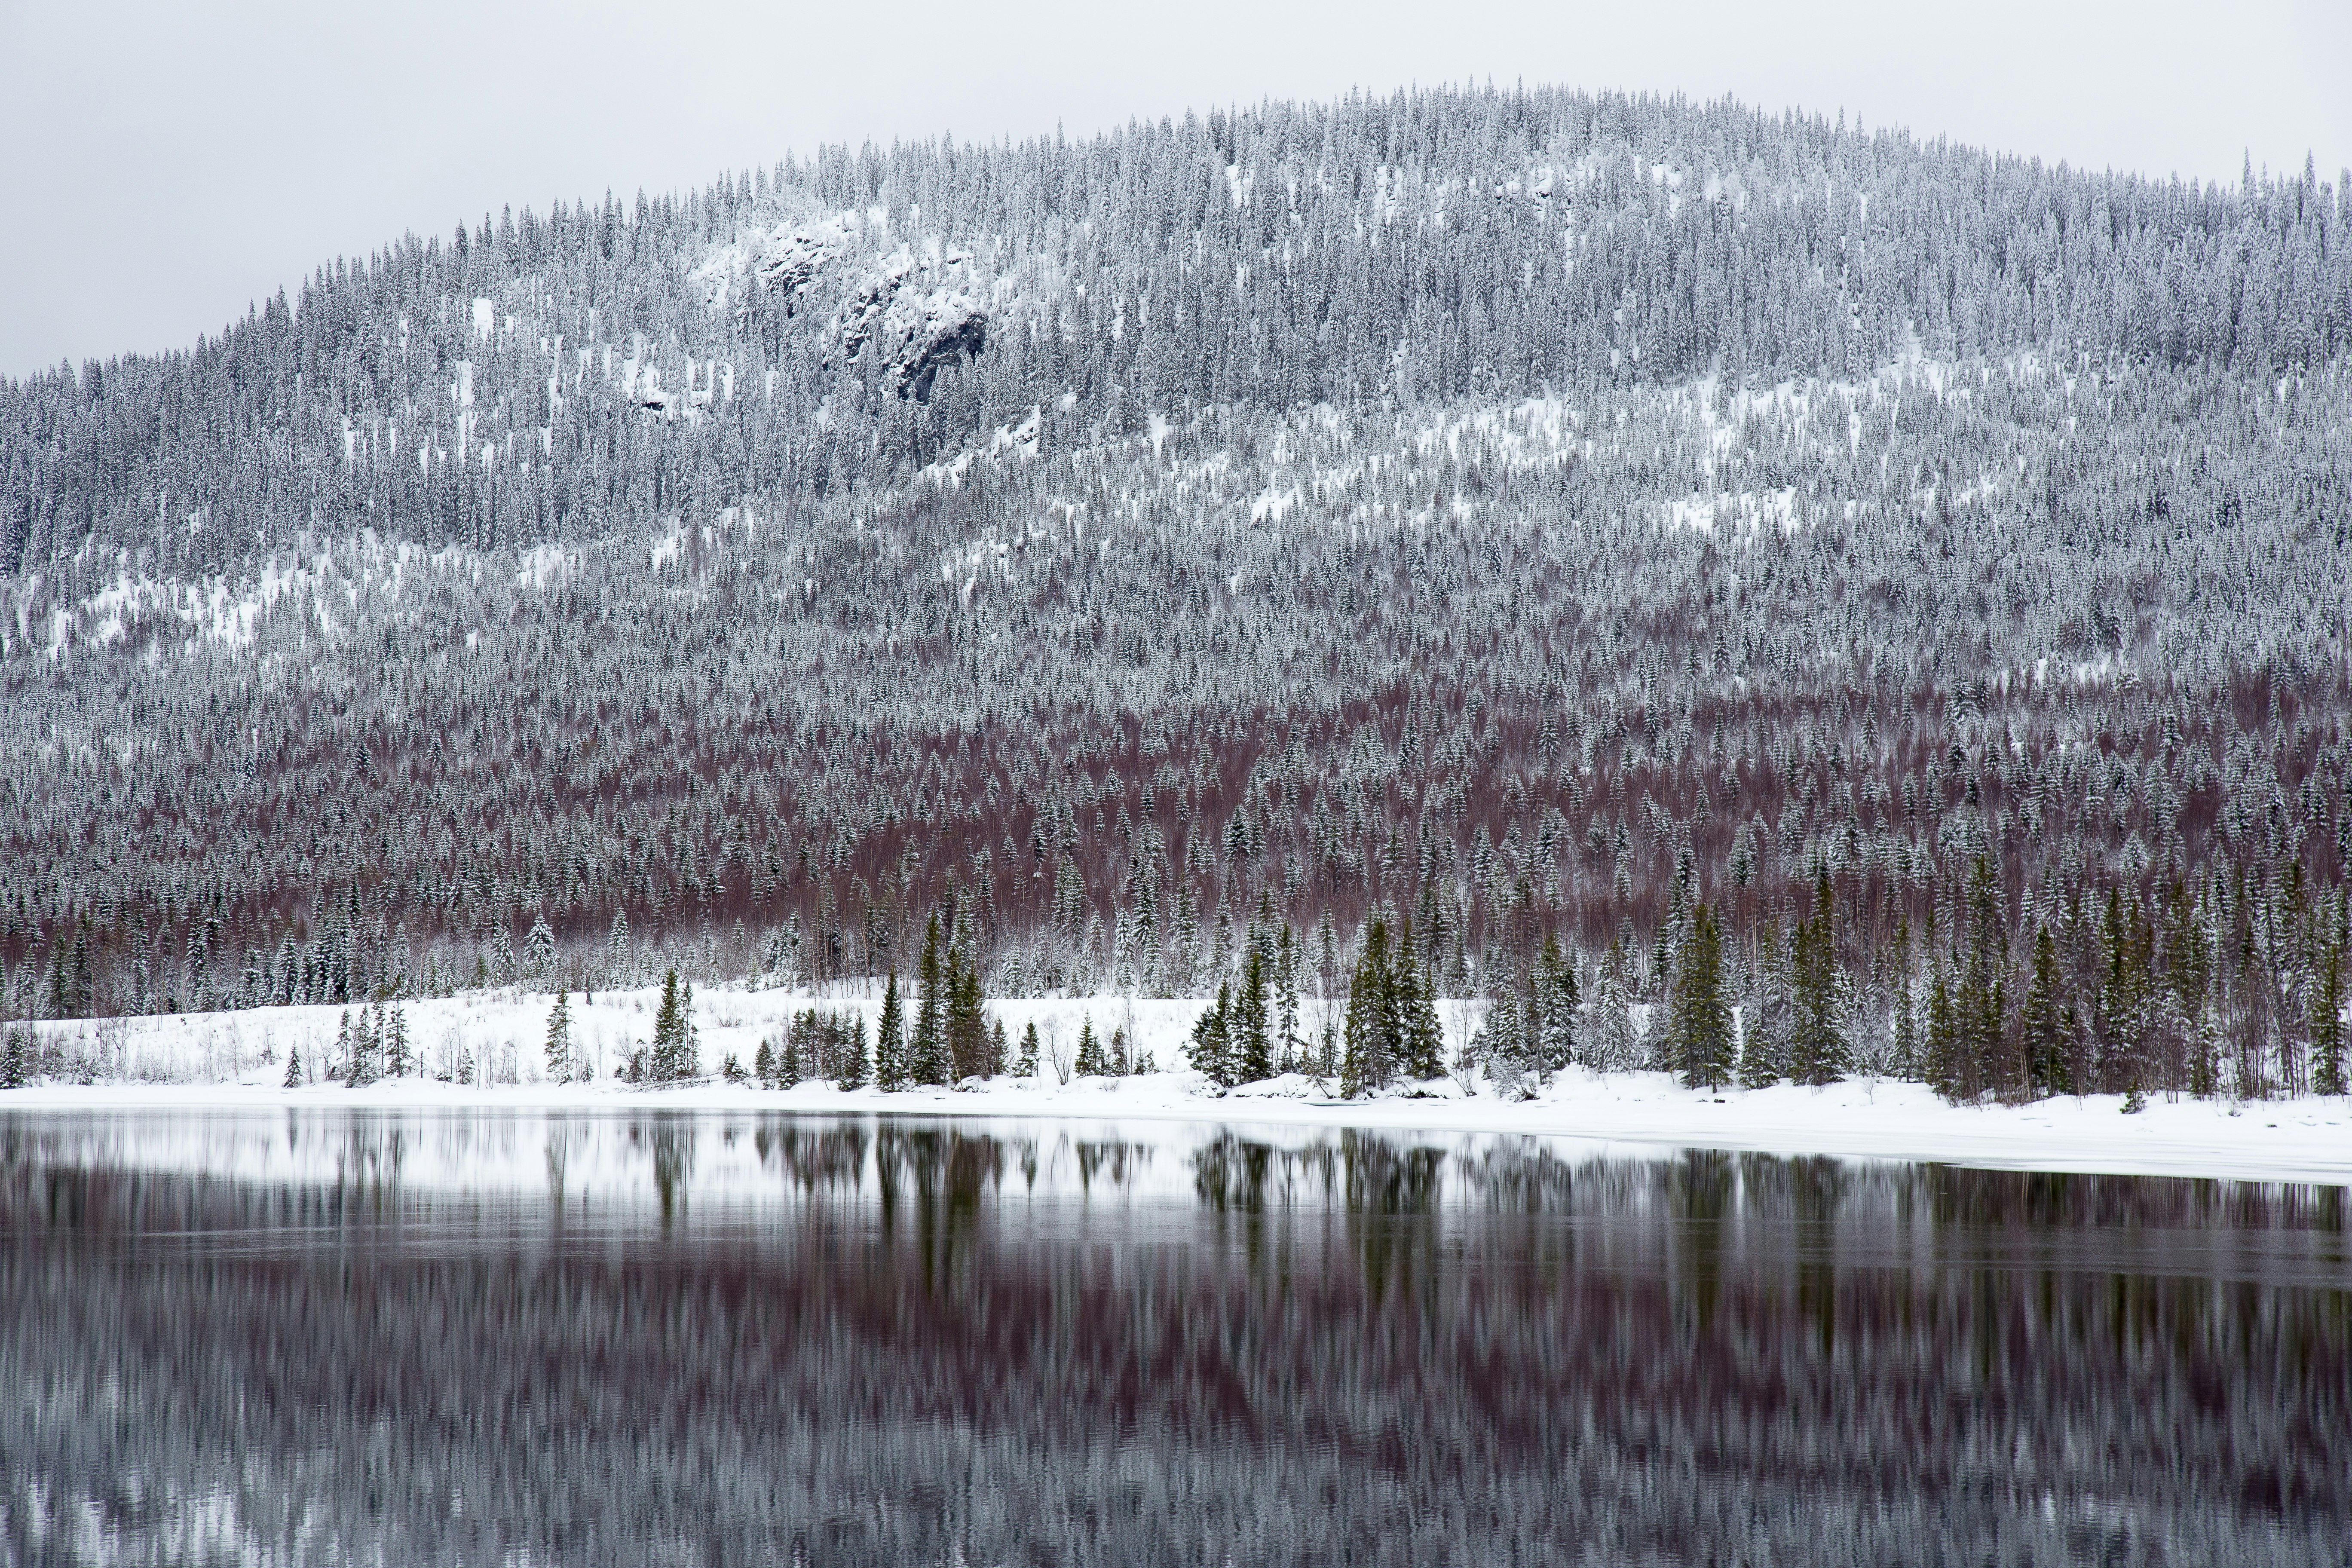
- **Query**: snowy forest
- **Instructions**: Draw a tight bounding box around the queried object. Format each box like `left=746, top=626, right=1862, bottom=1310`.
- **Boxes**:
left=2, top=86, right=2349, bottom=1103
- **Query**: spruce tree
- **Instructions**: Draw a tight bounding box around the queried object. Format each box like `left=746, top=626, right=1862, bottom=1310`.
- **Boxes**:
left=0, top=1027, right=25, bottom=1090
left=1670, top=904, right=1735, bottom=1091
left=385, top=1004, right=410, bottom=1079
left=837, top=1015, right=869, bottom=1090
left=1186, top=991, right=1228, bottom=1084
left=875, top=971, right=906, bottom=1091
left=544, top=989, right=573, bottom=1083
left=2021, top=927, right=2069, bottom=1096
left=1017, top=1020, right=1040, bottom=1078
left=1789, top=881, right=1847, bottom=1086
left=2312, top=896, right=2346, bottom=1097
left=1077, top=1014, right=1108, bottom=1077
left=1740, top=920, right=1793, bottom=1088
left=282, top=1040, right=303, bottom=1089
left=650, top=969, right=696, bottom=1081
left=754, top=1033, right=777, bottom=1088
left=913, top=916, right=947, bottom=1085
left=1533, top=936, right=1577, bottom=1074
left=1233, top=949, right=1271, bottom=1082
left=1340, top=921, right=1397, bottom=1097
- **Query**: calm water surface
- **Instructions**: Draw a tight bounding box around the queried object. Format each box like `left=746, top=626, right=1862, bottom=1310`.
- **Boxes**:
left=3, top=1110, right=2348, bottom=1566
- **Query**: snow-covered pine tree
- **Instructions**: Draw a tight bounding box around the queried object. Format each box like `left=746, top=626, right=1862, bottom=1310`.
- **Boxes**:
left=1671, top=904, right=1736, bottom=1091
left=875, top=971, right=906, bottom=1091
left=544, top=989, right=573, bottom=1082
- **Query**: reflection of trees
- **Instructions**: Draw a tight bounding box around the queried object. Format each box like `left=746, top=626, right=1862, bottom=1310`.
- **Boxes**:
left=628, top=1117, right=695, bottom=1228
left=4, top=1129, right=2351, bottom=1566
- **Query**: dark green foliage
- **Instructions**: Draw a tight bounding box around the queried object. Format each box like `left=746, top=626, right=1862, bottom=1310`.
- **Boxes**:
left=1076, top=1015, right=1108, bottom=1078
left=1233, top=950, right=1271, bottom=1084
left=649, top=970, right=697, bottom=1081
left=2021, top=928, right=2070, bottom=1097
left=1671, top=905, right=1736, bottom=1092
left=1341, top=922, right=1400, bottom=1098
left=1789, top=879, right=1846, bottom=1087
left=1016, top=1020, right=1040, bottom=1078
left=912, top=918, right=947, bottom=1086
left=875, top=972, right=907, bottom=1091
left=1188, top=990, right=1229, bottom=1087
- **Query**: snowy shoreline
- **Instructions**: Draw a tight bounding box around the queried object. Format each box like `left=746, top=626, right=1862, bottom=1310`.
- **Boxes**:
left=9, top=1071, right=2350, bottom=1186
left=6, top=988, right=2349, bottom=1183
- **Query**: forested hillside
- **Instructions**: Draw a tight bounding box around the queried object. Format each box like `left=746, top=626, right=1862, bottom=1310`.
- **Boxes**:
left=3, top=86, right=2349, bottom=1102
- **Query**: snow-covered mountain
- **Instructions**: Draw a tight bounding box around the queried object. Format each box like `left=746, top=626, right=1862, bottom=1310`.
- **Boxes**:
left=2, top=86, right=2349, bottom=1109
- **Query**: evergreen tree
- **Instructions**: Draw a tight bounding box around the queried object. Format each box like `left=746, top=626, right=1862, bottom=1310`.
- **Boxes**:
left=2021, top=927, right=2069, bottom=1096
left=838, top=1014, right=870, bottom=1090
left=649, top=969, right=697, bottom=1080
left=913, top=915, right=947, bottom=1084
left=875, top=970, right=906, bottom=1091
left=988, top=1017, right=1009, bottom=1078
left=1077, top=1013, right=1109, bottom=1077
left=1586, top=944, right=1638, bottom=1075
left=1273, top=923, right=1303, bottom=1071
left=1670, top=904, right=1736, bottom=1091
left=1187, top=989, right=1229, bottom=1084
left=332, top=1009, right=352, bottom=1082
left=944, top=941, right=988, bottom=1080
left=385, top=1004, right=410, bottom=1079
left=1533, top=935, right=1577, bottom=1073
left=1924, top=963, right=1963, bottom=1101
left=1233, top=949, right=1271, bottom=1082
left=1789, top=881, right=1847, bottom=1086
left=2312, top=895, right=2347, bottom=1098
left=0, top=1027, right=26, bottom=1090
left=1740, top=920, right=1793, bottom=1088
left=282, top=1039, right=303, bottom=1089
left=544, top=988, right=573, bottom=1082
left=754, top=1033, right=777, bottom=1088
left=1017, top=1020, right=1040, bottom=1078
left=1341, top=921, right=1399, bottom=1097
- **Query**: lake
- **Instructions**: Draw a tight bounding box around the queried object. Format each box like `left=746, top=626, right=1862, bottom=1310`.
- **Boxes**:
left=3, top=1109, right=2348, bottom=1566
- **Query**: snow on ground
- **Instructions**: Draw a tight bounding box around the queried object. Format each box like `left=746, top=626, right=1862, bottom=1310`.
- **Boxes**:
left=9, top=986, right=2350, bottom=1184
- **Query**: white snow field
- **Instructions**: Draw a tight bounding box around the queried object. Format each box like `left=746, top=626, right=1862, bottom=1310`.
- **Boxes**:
left=9, top=984, right=2349, bottom=1184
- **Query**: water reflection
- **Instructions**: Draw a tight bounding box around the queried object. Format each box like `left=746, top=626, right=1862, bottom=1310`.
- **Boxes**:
left=2, top=1110, right=2348, bottom=1566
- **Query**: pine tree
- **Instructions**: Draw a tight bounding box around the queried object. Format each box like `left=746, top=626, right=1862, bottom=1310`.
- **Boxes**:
left=944, top=942, right=987, bottom=1080
left=544, top=988, right=573, bottom=1082
left=385, top=1004, right=410, bottom=1078
left=282, top=1040, right=303, bottom=1089
left=2020, top=927, right=2069, bottom=1096
left=0, top=1027, right=25, bottom=1090
left=1740, top=920, right=1793, bottom=1087
left=1671, top=904, right=1736, bottom=1091
left=913, top=915, right=947, bottom=1084
left=837, top=1015, right=870, bottom=1090
left=754, top=1033, right=777, bottom=1087
left=1017, top=1020, right=1041, bottom=1078
left=1077, top=1013, right=1109, bottom=1077
left=1533, top=935, right=1577, bottom=1073
left=1924, top=963, right=1962, bottom=1101
left=332, top=1009, right=352, bottom=1082
left=875, top=971, right=906, bottom=1091
left=2312, top=894, right=2347, bottom=1097
left=1233, top=949, right=1271, bottom=1082
left=650, top=969, right=696, bottom=1081
left=1341, top=921, right=1398, bottom=1097
left=1587, top=944, right=1638, bottom=1075
left=988, top=1017, right=1009, bottom=1078
left=1789, top=881, right=1847, bottom=1086
left=346, top=1005, right=379, bottom=1088
left=605, top=910, right=631, bottom=988
left=1273, top=923, right=1302, bottom=1071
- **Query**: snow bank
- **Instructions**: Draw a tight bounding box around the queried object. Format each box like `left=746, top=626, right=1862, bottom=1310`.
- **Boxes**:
left=11, top=988, right=2351, bottom=1182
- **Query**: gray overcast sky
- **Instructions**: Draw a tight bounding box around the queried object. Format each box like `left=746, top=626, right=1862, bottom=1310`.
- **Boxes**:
left=3, top=0, right=2347, bottom=380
